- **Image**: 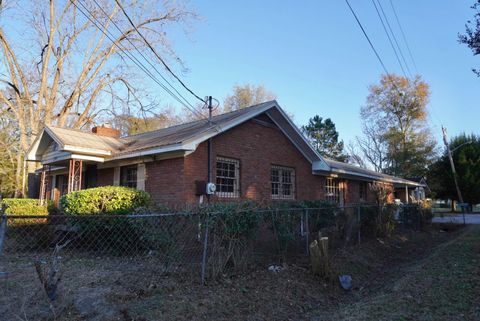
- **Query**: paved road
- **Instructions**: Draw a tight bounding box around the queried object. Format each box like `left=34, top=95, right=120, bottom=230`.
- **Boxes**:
left=432, top=213, right=480, bottom=224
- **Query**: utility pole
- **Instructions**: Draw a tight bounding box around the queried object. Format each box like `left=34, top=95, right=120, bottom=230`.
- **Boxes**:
left=442, top=126, right=465, bottom=220
left=201, top=96, right=213, bottom=285
left=207, top=96, right=213, bottom=203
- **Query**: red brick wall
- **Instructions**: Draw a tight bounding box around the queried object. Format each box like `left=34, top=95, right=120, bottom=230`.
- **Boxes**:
left=145, top=157, right=187, bottom=206
left=91, top=117, right=397, bottom=206
left=92, top=126, right=120, bottom=138
left=346, top=180, right=359, bottom=204
left=97, top=168, right=114, bottom=186
left=182, top=119, right=325, bottom=204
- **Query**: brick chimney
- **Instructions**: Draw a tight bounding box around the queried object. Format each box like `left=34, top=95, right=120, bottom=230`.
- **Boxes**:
left=92, top=124, right=120, bottom=138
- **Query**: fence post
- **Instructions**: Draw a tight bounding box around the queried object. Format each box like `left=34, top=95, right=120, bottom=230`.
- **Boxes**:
left=305, top=209, right=309, bottom=255
left=0, top=216, right=6, bottom=256
left=357, top=206, right=361, bottom=245
left=200, top=212, right=209, bottom=285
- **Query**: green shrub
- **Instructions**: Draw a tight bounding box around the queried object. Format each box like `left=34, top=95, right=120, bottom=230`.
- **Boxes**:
left=358, top=205, right=397, bottom=238
left=1, top=198, right=49, bottom=227
left=1, top=198, right=48, bottom=215
left=378, top=205, right=397, bottom=236
left=1, top=198, right=51, bottom=249
left=299, top=200, right=338, bottom=231
left=59, top=186, right=152, bottom=254
left=205, top=201, right=261, bottom=276
left=60, top=186, right=151, bottom=215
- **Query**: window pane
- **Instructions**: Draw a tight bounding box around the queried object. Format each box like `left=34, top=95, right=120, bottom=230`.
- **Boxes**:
left=121, top=166, right=137, bottom=189
left=271, top=166, right=295, bottom=199
left=216, top=157, right=239, bottom=198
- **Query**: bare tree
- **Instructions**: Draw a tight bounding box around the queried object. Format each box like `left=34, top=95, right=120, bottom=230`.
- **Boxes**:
left=345, top=141, right=366, bottom=169
left=355, top=124, right=390, bottom=172
left=223, top=84, right=276, bottom=112
left=0, top=0, right=197, bottom=196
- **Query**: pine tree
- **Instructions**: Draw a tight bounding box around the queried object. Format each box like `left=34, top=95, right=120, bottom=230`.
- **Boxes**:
left=302, top=116, right=348, bottom=162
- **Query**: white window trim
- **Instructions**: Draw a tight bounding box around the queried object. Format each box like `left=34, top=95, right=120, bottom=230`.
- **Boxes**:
left=325, top=178, right=340, bottom=204
left=271, top=165, right=296, bottom=200
left=120, top=165, right=138, bottom=189
left=137, top=163, right=146, bottom=191
left=215, top=157, right=240, bottom=198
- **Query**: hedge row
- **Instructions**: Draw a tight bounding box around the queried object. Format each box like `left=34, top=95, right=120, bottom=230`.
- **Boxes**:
left=1, top=198, right=48, bottom=215
left=60, top=186, right=151, bottom=215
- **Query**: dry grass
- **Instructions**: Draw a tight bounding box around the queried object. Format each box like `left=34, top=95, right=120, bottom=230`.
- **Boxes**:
left=0, top=225, right=470, bottom=321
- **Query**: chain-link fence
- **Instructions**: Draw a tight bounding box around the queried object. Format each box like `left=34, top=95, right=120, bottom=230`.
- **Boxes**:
left=0, top=204, right=430, bottom=279
left=0, top=204, right=431, bottom=319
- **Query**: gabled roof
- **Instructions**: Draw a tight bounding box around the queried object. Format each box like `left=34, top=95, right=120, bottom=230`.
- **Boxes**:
left=27, top=101, right=330, bottom=170
left=27, top=100, right=420, bottom=187
left=47, top=126, right=125, bottom=153
left=27, top=126, right=125, bottom=161
left=110, top=101, right=329, bottom=171
left=120, top=102, right=273, bottom=154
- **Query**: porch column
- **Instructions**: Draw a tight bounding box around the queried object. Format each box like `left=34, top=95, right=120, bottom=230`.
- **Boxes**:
left=67, top=159, right=83, bottom=193
left=39, top=165, right=50, bottom=205
left=405, top=186, right=409, bottom=204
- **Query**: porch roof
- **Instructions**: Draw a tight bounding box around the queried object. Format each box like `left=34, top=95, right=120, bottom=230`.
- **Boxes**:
left=319, top=158, right=423, bottom=187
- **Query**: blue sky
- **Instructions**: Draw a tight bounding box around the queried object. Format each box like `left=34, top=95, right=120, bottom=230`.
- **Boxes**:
left=165, top=0, right=480, bottom=145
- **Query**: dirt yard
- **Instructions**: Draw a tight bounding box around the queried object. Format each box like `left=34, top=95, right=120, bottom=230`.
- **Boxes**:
left=1, top=224, right=478, bottom=321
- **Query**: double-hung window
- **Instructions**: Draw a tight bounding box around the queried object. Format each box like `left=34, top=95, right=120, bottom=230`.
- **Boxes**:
left=120, top=165, right=137, bottom=189
left=325, top=178, right=340, bottom=204
left=271, top=165, right=295, bottom=199
left=216, top=157, right=240, bottom=198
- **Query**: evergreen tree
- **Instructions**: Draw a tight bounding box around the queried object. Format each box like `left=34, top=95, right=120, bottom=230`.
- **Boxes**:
left=302, top=116, right=348, bottom=162
left=428, top=133, right=480, bottom=204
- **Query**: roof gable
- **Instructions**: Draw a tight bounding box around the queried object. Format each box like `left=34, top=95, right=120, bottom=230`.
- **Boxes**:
left=27, top=126, right=124, bottom=161
left=27, top=101, right=329, bottom=171
left=112, top=101, right=330, bottom=170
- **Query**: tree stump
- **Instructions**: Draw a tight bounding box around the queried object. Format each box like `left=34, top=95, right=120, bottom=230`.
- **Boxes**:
left=309, top=236, right=331, bottom=278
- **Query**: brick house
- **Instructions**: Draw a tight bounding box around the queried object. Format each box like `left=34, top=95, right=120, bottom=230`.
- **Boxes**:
left=27, top=101, right=421, bottom=206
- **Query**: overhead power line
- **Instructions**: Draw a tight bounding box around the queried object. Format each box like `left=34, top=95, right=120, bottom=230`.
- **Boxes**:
left=88, top=0, right=203, bottom=116
left=389, top=0, right=418, bottom=74
left=114, top=0, right=205, bottom=104
left=70, top=0, right=207, bottom=121
left=344, top=0, right=404, bottom=96
left=371, top=0, right=408, bottom=79
left=344, top=0, right=391, bottom=77
left=375, top=0, right=412, bottom=78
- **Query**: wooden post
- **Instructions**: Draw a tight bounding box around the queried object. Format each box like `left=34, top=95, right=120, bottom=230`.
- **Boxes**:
left=39, top=166, right=50, bottom=205
left=309, top=236, right=331, bottom=278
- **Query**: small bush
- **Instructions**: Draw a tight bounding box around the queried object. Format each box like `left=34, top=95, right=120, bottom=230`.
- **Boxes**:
left=299, top=200, right=338, bottom=231
left=1, top=198, right=50, bottom=249
left=59, top=186, right=152, bottom=253
left=60, top=186, right=151, bottom=215
left=1, top=198, right=48, bottom=215
left=206, top=201, right=261, bottom=276
left=1, top=198, right=49, bottom=226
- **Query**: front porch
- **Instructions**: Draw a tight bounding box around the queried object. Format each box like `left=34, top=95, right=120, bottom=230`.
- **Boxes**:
left=27, top=125, right=122, bottom=205
left=38, top=159, right=100, bottom=206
